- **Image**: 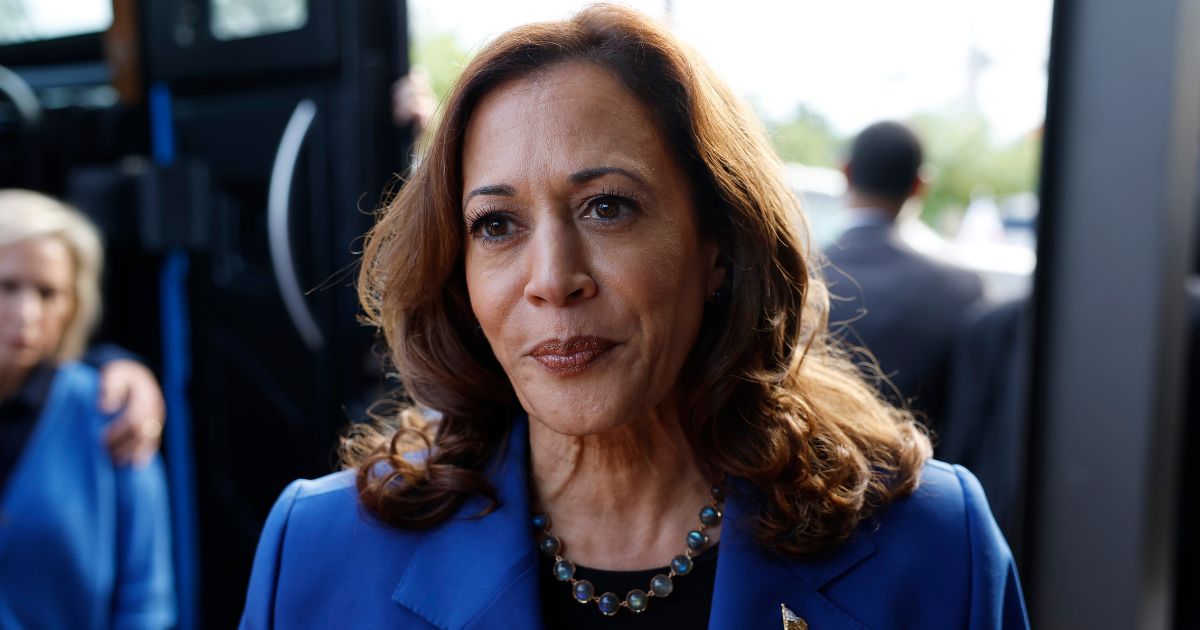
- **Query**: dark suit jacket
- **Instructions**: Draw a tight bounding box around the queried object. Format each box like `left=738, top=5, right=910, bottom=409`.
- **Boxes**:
left=823, top=223, right=985, bottom=428
left=940, top=296, right=1030, bottom=545
left=240, top=415, right=1028, bottom=629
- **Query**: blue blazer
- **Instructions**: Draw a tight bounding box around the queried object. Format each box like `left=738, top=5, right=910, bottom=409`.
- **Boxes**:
left=242, top=417, right=1027, bottom=629
left=0, top=362, right=175, bottom=629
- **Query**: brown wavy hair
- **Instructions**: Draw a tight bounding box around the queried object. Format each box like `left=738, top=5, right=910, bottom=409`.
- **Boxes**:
left=345, top=3, right=932, bottom=556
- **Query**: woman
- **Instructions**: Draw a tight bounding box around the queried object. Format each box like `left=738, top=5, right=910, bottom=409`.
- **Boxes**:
left=242, top=5, right=1027, bottom=629
left=0, top=190, right=175, bottom=628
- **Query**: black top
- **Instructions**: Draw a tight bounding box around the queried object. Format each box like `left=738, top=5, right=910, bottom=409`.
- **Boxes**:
left=539, top=544, right=719, bottom=630
left=0, top=361, right=56, bottom=493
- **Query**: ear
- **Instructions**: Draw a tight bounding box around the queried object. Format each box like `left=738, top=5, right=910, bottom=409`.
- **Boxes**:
left=908, top=177, right=923, bottom=198
left=703, top=239, right=727, bottom=296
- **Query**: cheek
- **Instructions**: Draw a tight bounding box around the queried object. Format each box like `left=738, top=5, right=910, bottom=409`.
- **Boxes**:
left=42, top=298, right=74, bottom=347
left=465, top=250, right=521, bottom=348
left=0, top=298, right=13, bottom=330
left=608, top=229, right=706, bottom=316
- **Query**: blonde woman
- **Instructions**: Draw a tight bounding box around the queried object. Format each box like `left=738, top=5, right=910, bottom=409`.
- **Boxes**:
left=0, top=189, right=175, bottom=628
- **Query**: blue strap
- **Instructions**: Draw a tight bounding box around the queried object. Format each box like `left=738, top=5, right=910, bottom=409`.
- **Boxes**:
left=149, top=82, right=199, bottom=630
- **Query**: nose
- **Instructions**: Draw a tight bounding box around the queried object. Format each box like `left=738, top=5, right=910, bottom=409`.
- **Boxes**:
left=14, top=288, right=43, bottom=329
left=523, top=219, right=597, bottom=307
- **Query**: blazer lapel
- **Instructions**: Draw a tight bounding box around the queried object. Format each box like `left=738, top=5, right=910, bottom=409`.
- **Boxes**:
left=0, top=369, right=75, bottom=558
left=391, top=417, right=544, bottom=630
left=390, top=418, right=879, bottom=630
left=708, top=490, right=877, bottom=630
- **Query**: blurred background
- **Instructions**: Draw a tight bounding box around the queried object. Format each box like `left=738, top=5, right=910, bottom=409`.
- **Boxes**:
left=0, top=0, right=1195, bottom=628
left=409, top=0, right=1047, bottom=299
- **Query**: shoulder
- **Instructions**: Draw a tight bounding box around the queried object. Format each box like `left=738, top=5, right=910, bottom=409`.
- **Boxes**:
left=249, top=470, right=361, bottom=545
left=823, top=231, right=983, bottom=292
left=41, top=362, right=107, bottom=433
left=257, top=470, right=394, bottom=550
left=894, top=244, right=985, bottom=292
left=821, top=460, right=1028, bottom=628
left=48, top=361, right=101, bottom=401
left=281, top=468, right=361, bottom=503
left=877, top=459, right=993, bottom=543
left=241, top=470, right=426, bottom=626
left=866, top=460, right=1022, bottom=577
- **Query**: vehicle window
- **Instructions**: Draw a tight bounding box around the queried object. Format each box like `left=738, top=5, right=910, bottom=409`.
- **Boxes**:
left=211, top=0, right=307, bottom=41
left=0, top=0, right=112, bottom=45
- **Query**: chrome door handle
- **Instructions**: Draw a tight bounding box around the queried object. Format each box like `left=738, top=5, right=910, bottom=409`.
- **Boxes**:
left=267, top=98, right=324, bottom=351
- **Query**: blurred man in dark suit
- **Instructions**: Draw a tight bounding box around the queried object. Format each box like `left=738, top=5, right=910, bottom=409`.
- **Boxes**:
left=823, top=121, right=984, bottom=430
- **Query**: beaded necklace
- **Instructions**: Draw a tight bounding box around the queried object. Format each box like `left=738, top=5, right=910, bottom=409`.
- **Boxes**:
left=532, top=484, right=725, bottom=617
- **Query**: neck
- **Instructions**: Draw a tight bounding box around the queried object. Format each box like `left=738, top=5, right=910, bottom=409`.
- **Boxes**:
left=846, top=191, right=904, bottom=218
left=528, top=402, right=715, bottom=571
left=0, top=363, right=31, bottom=401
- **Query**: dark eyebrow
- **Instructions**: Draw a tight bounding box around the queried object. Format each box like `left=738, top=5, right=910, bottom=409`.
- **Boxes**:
left=463, top=183, right=516, bottom=206
left=569, top=166, right=647, bottom=186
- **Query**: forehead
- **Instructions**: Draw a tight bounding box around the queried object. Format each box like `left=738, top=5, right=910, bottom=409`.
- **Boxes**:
left=0, top=237, right=74, bottom=284
left=461, top=61, right=675, bottom=188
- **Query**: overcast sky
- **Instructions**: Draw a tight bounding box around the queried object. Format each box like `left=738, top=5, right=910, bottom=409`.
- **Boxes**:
left=409, top=0, right=1054, bottom=142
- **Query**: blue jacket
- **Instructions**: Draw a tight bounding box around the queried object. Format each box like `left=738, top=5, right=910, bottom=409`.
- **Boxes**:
left=242, top=417, right=1027, bottom=629
left=0, top=362, right=176, bottom=629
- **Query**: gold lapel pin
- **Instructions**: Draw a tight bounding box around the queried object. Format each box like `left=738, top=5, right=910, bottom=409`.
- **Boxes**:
left=781, top=603, right=809, bottom=629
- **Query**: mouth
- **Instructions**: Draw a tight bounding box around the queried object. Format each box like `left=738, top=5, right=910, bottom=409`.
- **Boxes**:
left=528, top=335, right=616, bottom=375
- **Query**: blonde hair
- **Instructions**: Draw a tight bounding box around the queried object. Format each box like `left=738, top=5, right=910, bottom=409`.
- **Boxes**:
left=348, top=4, right=932, bottom=554
left=0, top=189, right=104, bottom=361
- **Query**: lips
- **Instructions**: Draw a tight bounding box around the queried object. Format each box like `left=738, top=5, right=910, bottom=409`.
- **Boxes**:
left=7, top=338, right=34, bottom=351
left=529, top=336, right=616, bottom=375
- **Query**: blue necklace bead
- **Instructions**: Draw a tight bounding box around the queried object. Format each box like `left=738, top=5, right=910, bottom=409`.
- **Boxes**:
left=535, top=483, right=723, bottom=616
left=710, top=484, right=725, bottom=502
left=573, top=580, right=595, bottom=603
left=539, top=534, right=561, bottom=556
left=650, top=573, right=674, bottom=597
left=597, top=592, right=621, bottom=616
left=699, top=505, right=721, bottom=526
left=626, top=589, right=649, bottom=613
left=670, top=554, right=694, bottom=575
left=553, top=559, right=575, bottom=581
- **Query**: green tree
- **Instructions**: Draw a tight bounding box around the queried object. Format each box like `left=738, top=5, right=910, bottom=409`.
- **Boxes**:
left=766, top=106, right=845, bottom=168
left=412, top=32, right=471, bottom=105
left=909, top=111, right=1041, bottom=229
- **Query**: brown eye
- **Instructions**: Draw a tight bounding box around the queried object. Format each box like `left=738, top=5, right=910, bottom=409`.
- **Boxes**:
left=585, top=195, right=634, bottom=222
left=594, top=200, right=620, bottom=219
left=468, top=212, right=518, bottom=241
left=484, top=218, right=509, bottom=237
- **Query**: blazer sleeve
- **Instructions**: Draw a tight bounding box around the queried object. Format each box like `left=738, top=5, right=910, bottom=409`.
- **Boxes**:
left=112, top=455, right=176, bottom=629
left=956, top=464, right=1030, bottom=630
left=81, top=342, right=142, bottom=369
left=240, top=480, right=304, bottom=630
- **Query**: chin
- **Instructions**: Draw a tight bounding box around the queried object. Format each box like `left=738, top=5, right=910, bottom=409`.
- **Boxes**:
left=515, top=379, right=648, bottom=438
left=526, top=409, right=632, bottom=437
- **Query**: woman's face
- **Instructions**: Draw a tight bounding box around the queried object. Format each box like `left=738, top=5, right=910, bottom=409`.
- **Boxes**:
left=462, top=62, right=724, bottom=436
left=0, top=237, right=75, bottom=373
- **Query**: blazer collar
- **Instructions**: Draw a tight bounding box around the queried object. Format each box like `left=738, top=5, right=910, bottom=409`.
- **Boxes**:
left=391, top=417, right=544, bottom=630
left=391, top=416, right=879, bottom=630
left=709, top=487, right=878, bottom=629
